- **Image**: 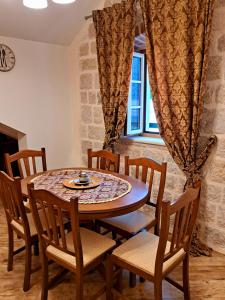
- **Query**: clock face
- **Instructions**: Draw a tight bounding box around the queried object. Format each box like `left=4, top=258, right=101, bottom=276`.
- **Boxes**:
left=0, top=44, right=15, bottom=72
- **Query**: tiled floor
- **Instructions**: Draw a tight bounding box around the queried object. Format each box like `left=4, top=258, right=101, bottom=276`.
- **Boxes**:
left=1, top=204, right=225, bottom=300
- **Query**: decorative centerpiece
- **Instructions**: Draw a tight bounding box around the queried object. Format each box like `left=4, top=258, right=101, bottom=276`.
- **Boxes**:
left=78, top=171, right=89, bottom=184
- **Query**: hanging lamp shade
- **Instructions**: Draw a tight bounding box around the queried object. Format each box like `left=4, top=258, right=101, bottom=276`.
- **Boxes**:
left=23, top=0, right=48, bottom=9
left=52, top=0, right=76, bottom=4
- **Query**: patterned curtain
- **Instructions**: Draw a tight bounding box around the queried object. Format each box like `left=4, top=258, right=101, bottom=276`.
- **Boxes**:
left=93, top=0, right=136, bottom=151
left=140, top=0, right=217, bottom=187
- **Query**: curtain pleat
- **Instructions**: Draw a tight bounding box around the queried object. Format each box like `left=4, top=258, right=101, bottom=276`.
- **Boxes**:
left=93, top=0, right=136, bottom=151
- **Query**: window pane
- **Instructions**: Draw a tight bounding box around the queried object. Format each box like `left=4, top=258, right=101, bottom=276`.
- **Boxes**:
left=145, top=72, right=159, bottom=133
left=131, top=108, right=141, bottom=130
left=148, top=97, right=159, bottom=132
left=132, top=83, right=141, bottom=106
left=132, top=56, right=141, bottom=80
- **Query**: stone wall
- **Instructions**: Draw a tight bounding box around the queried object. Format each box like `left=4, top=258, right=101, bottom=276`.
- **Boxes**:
left=77, top=0, right=225, bottom=253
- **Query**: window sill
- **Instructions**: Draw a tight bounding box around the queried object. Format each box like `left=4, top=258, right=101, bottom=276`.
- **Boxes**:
left=120, top=135, right=165, bottom=147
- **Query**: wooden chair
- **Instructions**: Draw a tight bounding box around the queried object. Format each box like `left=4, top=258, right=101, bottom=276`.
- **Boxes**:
left=106, top=183, right=201, bottom=300
left=96, top=156, right=167, bottom=239
left=0, top=171, right=40, bottom=292
left=28, top=184, right=116, bottom=300
left=4, top=147, right=47, bottom=178
left=87, top=148, right=120, bottom=173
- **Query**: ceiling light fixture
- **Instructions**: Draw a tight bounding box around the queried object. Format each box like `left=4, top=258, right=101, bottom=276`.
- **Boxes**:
left=23, top=0, right=48, bottom=9
left=52, top=0, right=76, bottom=3
left=23, top=0, right=76, bottom=9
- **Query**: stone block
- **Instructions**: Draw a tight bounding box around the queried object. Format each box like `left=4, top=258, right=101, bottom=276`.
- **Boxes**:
left=216, top=84, right=225, bottom=104
left=79, top=42, right=89, bottom=56
left=222, top=187, right=225, bottom=205
left=198, top=201, right=217, bottom=223
left=81, top=140, right=92, bottom=153
left=216, top=206, right=225, bottom=228
left=212, top=8, right=225, bottom=31
left=80, top=58, right=97, bottom=71
left=163, top=190, right=174, bottom=202
left=207, top=56, right=222, bottom=81
left=93, top=141, right=103, bottom=149
left=80, top=92, right=88, bottom=104
left=93, top=107, right=104, bottom=124
left=201, top=181, right=222, bottom=203
left=215, top=0, right=225, bottom=7
left=141, top=149, right=165, bottom=162
left=89, top=91, right=96, bottom=104
left=80, top=125, right=88, bottom=139
left=201, top=106, right=216, bottom=134
left=216, top=135, right=225, bottom=157
left=95, top=73, right=100, bottom=89
left=165, top=154, right=184, bottom=176
left=164, top=174, right=175, bottom=191
left=81, top=105, right=92, bottom=124
left=97, top=92, right=102, bottom=105
left=80, top=73, right=93, bottom=90
left=104, top=0, right=113, bottom=7
left=218, top=34, right=225, bottom=52
left=88, top=126, right=105, bottom=141
left=88, top=23, right=96, bottom=39
left=205, top=226, right=225, bottom=249
left=209, top=159, right=225, bottom=183
left=214, top=107, right=225, bottom=133
left=91, top=41, right=97, bottom=54
left=204, top=84, right=215, bottom=106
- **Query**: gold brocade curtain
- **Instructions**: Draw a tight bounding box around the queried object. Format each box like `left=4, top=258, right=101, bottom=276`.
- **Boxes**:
left=140, top=0, right=217, bottom=187
left=93, top=1, right=136, bottom=151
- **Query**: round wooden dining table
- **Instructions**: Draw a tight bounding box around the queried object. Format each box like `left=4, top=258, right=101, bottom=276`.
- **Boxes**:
left=21, top=168, right=149, bottom=220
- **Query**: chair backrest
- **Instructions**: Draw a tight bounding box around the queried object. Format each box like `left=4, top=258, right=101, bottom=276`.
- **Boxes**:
left=125, top=156, right=167, bottom=220
left=28, top=184, right=83, bottom=271
left=0, top=171, right=30, bottom=238
left=4, top=147, right=47, bottom=179
left=87, top=148, right=120, bottom=173
left=155, top=183, right=201, bottom=275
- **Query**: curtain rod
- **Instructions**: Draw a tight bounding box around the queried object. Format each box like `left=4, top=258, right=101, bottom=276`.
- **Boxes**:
left=85, top=14, right=92, bottom=20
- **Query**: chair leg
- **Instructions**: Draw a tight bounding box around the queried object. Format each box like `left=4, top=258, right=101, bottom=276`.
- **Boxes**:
left=33, top=240, right=39, bottom=256
left=112, top=231, right=117, bottom=240
left=41, top=255, right=49, bottom=300
left=154, top=281, right=162, bottom=300
left=23, top=242, right=32, bottom=292
left=7, top=224, right=14, bottom=272
left=183, top=254, right=190, bottom=300
left=106, top=256, right=113, bottom=300
left=95, top=222, right=101, bottom=233
left=115, top=267, right=123, bottom=293
left=76, top=274, right=84, bottom=300
left=129, top=272, right=136, bottom=288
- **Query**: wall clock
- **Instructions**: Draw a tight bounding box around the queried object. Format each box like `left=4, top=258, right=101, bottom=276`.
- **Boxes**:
left=0, top=44, right=16, bottom=72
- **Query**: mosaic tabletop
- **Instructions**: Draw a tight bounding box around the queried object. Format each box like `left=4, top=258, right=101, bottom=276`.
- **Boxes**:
left=31, top=169, right=132, bottom=204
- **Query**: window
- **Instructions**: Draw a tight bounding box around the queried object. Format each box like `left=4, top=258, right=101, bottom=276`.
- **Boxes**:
left=126, top=52, right=159, bottom=135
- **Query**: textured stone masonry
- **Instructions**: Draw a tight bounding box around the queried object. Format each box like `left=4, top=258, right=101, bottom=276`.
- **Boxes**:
left=77, top=0, right=225, bottom=254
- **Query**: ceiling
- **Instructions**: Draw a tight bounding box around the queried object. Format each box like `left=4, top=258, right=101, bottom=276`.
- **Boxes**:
left=0, top=0, right=102, bottom=45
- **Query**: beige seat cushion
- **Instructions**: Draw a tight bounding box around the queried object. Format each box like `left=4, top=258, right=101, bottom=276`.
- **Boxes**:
left=46, top=228, right=116, bottom=269
left=11, top=209, right=67, bottom=237
left=112, top=231, right=185, bottom=276
left=101, top=205, right=155, bottom=234
left=11, top=212, right=41, bottom=236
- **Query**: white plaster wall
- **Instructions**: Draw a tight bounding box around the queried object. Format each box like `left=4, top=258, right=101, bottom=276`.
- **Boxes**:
left=0, top=36, right=78, bottom=169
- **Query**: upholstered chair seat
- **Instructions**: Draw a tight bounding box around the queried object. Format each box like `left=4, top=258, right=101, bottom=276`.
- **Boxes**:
left=47, top=228, right=116, bottom=270
left=101, top=206, right=155, bottom=235
left=112, top=231, right=185, bottom=276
